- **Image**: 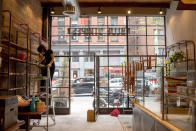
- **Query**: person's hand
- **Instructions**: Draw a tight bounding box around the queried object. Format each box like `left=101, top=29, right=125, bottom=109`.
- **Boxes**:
left=47, top=64, right=51, bottom=67
left=39, top=64, right=44, bottom=67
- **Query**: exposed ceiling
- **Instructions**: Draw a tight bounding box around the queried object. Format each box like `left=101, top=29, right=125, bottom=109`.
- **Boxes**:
left=40, top=0, right=172, bottom=15
left=39, top=0, right=196, bottom=16
left=40, top=0, right=171, bottom=2
left=182, top=0, right=196, bottom=4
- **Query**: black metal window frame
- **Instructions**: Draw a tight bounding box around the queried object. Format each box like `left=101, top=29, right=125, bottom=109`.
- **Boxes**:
left=50, top=16, right=166, bottom=114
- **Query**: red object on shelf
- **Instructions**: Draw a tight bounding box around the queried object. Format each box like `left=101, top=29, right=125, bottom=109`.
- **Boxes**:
left=168, top=90, right=177, bottom=93
left=18, top=54, right=25, bottom=60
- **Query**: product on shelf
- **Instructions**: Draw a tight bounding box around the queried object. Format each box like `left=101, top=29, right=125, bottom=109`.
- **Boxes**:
left=17, top=95, right=30, bottom=107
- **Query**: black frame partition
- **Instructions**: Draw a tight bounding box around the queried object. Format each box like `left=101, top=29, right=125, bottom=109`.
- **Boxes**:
left=50, top=15, right=166, bottom=114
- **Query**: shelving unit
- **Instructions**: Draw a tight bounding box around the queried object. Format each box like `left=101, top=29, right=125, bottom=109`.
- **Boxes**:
left=0, top=10, right=52, bottom=131
left=0, top=10, right=29, bottom=95
left=166, top=40, right=196, bottom=76
left=0, top=10, right=41, bottom=97
left=164, top=40, right=196, bottom=131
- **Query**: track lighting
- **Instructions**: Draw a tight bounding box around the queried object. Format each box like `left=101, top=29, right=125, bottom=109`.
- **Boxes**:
left=127, top=10, right=131, bottom=15
left=97, top=7, right=102, bottom=14
left=51, top=8, right=55, bottom=14
left=159, top=9, right=163, bottom=15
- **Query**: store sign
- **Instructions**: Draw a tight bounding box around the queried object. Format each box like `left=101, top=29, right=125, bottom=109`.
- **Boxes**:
left=67, top=27, right=127, bottom=36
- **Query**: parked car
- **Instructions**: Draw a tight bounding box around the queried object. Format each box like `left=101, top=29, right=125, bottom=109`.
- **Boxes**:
left=72, top=77, right=94, bottom=94
left=109, top=78, right=123, bottom=88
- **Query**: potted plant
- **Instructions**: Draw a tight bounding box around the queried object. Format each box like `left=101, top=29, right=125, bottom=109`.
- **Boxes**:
left=169, top=51, right=185, bottom=62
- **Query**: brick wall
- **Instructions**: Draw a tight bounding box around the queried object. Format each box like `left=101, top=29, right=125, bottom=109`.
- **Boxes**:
left=0, top=0, right=42, bottom=95
left=0, top=0, right=2, bottom=43
left=2, top=0, right=42, bottom=34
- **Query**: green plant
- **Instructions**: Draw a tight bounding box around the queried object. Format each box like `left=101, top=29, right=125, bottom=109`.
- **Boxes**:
left=169, top=51, right=184, bottom=62
left=165, top=51, right=185, bottom=76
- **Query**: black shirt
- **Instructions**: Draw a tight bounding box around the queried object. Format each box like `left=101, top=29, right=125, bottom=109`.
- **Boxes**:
left=43, top=49, right=55, bottom=67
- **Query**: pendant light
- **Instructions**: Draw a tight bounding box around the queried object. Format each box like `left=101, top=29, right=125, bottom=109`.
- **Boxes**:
left=50, top=8, right=55, bottom=14
left=159, top=8, right=163, bottom=15
left=97, top=7, right=102, bottom=14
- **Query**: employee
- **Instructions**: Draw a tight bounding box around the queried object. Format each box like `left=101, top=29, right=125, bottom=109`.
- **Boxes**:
left=37, top=44, right=55, bottom=86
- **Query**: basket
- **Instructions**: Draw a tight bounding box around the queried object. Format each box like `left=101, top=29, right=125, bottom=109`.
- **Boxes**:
left=36, top=101, right=46, bottom=112
left=17, top=95, right=30, bottom=107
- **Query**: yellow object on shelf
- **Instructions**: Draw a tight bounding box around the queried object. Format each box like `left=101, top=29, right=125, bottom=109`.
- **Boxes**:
left=36, top=101, right=46, bottom=113
left=87, top=110, right=95, bottom=122
left=17, top=95, right=30, bottom=107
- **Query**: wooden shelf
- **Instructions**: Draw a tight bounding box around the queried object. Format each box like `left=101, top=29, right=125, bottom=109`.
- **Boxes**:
left=28, top=61, right=38, bottom=65
left=10, top=57, right=26, bottom=63
left=5, top=120, right=25, bottom=131
left=1, top=40, right=27, bottom=50
left=0, top=87, right=26, bottom=91
left=0, top=72, right=27, bottom=76
left=170, top=59, right=195, bottom=64
left=33, top=76, right=48, bottom=80
left=9, top=87, right=26, bottom=91
left=18, top=111, right=44, bottom=116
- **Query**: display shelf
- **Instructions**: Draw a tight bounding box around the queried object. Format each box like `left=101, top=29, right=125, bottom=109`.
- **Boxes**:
left=169, top=59, right=195, bottom=64
left=0, top=10, right=40, bottom=96
left=1, top=40, right=27, bottom=50
left=33, top=76, right=48, bottom=80
left=0, top=52, right=8, bottom=57
left=9, top=87, right=26, bottom=91
left=10, top=57, right=26, bottom=63
left=0, top=87, right=25, bottom=91
left=165, top=40, right=196, bottom=130
left=166, top=40, right=196, bottom=74
left=5, top=120, right=25, bottom=131
left=0, top=72, right=27, bottom=76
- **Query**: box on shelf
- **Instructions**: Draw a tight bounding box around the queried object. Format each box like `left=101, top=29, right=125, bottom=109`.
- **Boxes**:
left=0, top=96, right=18, bottom=130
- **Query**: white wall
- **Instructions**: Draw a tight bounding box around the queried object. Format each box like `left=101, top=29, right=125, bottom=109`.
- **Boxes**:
left=166, top=1, right=196, bottom=46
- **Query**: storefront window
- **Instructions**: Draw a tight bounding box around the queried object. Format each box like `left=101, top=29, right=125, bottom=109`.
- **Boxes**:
left=97, top=16, right=105, bottom=41
left=110, top=16, right=118, bottom=42
left=71, top=20, right=78, bottom=41
left=72, top=52, right=79, bottom=62
left=58, top=27, right=65, bottom=41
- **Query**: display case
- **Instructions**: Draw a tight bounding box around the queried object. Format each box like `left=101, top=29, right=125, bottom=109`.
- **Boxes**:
left=164, top=40, right=196, bottom=131
left=132, top=40, right=196, bottom=131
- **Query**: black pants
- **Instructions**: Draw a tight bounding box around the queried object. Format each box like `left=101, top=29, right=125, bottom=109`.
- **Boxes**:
left=40, top=64, right=55, bottom=93
left=40, top=65, right=55, bottom=104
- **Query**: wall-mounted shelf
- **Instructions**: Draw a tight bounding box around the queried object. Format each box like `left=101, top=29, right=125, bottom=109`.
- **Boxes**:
left=0, top=10, right=41, bottom=96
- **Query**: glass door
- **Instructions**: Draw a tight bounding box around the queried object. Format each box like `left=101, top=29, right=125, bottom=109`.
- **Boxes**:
left=51, top=56, right=71, bottom=114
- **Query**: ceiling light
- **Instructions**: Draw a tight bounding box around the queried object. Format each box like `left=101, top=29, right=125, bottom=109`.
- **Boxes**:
left=50, top=8, right=55, bottom=14
left=97, top=7, right=102, bottom=14
left=127, top=10, right=131, bottom=14
left=159, top=9, right=163, bottom=15
left=63, top=3, right=75, bottom=15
